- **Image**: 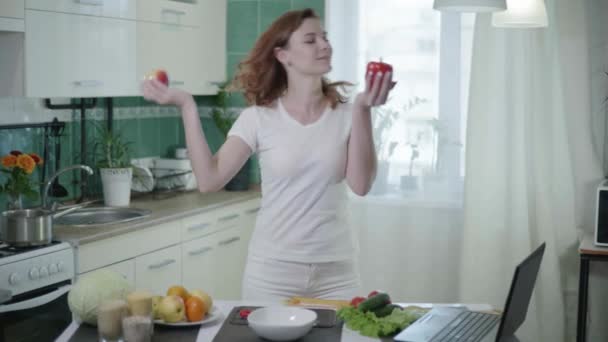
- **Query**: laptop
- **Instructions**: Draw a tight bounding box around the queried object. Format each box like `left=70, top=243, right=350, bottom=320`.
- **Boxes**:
left=395, top=242, right=546, bottom=342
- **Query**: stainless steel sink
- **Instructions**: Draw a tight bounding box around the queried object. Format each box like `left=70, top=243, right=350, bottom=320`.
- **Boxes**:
left=54, top=207, right=151, bottom=227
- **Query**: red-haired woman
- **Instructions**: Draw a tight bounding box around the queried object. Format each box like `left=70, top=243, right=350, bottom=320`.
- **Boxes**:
left=142, top=8, right=395, bottom=301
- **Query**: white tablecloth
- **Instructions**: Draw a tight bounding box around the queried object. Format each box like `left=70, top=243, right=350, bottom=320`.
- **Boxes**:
left=56, top=300, right=492, bottom=342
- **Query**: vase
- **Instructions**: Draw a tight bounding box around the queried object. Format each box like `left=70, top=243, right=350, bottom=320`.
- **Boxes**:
left=6, top=194, right=23, bottom=210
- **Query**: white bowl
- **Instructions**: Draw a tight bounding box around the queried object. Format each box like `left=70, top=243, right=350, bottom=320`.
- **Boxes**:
left=247, top=307, right=317, bottom=341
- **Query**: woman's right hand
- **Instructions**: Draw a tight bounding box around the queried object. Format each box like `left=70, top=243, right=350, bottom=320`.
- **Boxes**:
left=142, top=79, right=193, bottom=108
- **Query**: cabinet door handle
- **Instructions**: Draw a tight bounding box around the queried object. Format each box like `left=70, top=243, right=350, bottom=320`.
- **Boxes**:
left=218, top=236, right=240, bottom=246
left=218, top=214, right=239, bottom=222
left=162, top=8, right=186, bottom=15
left=73, top=80, right=103, bottom=87
left=245, top=207, right=260, bottom=214
left=170, top=80, right=185, bottom=86
left=74, top=0, right=103, bottom=6
left=188, top=246, right=213, bottom=256
left=148, top=259, right=176, bottom=270
left=187, top=223, right=211, bottom=232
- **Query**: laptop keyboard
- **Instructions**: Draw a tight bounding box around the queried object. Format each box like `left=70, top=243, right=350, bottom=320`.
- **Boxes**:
left=431, top=311, right=500, bottom=342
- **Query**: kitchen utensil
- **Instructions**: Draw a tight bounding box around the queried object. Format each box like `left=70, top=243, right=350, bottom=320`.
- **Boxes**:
left=0, top=205, right=83, bottom=247
left=50, top=121, right=68, bottom=198
left=247, top=307, right=317, bottom=341
left=131, top=165, right=155, bottom=193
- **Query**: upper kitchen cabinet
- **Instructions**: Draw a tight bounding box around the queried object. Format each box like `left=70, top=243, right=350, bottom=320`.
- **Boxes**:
left=136, top=0, right=226, bottom=95
left=25, top=0, right=135, bottom=20
left=25, top=8, right=138, bottom=97
left=0, top=0, right=25, bottom=32
left=136, top=0, right=202, bottom=27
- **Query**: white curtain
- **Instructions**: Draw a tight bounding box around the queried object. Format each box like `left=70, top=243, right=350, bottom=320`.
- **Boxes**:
left=459, top=1, right=588, bottom=340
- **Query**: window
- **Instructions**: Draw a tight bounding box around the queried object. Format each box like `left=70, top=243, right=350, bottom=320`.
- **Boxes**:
left=327, top=0, right=474, bottom=204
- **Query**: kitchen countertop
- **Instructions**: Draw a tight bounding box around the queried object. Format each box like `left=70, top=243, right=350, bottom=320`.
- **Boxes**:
left=56, top=300, right=493, bottom=342
left=54, top=190, right=261, bottom=245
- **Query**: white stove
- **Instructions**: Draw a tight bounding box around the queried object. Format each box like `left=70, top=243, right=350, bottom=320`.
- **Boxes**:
left=0, top=240, right=75, bottom=304
left=0, top=241, right=75, bottom=341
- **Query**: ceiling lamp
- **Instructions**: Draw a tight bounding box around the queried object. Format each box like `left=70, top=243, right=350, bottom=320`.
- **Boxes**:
left=433, top=0, right=507, bottom=12
left=492, top=0, right=548, bottom=28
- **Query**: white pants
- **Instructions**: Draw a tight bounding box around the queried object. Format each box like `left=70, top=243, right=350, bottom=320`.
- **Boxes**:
left=242, top=254, right=362, bottom=301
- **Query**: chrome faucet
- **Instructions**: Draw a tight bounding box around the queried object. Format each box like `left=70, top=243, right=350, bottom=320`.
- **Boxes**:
left=42, top=165, right=94, bottom=208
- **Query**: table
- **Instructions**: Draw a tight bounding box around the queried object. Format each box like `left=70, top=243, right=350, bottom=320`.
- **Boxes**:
left=56, top=300, right=492, bottom=342
left=577, top=233, right=608, bottom=342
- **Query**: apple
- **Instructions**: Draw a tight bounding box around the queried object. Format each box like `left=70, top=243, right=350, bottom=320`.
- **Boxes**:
left=151, top=295, right=163, bottom=320
left=146, top=69, right=170, bottom=86
left=189, top=289, right=213, bottom=312
left=157, top=295, right=185, bottom=323
left=366, top=60, right=393, bottom=79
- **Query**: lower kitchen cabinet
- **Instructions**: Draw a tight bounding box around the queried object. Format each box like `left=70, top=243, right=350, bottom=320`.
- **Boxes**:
left=135, top=244, right=182, bottom=295
left=182, top=225, right=247, bottom=300
left=81, top=259, right=135, bottom=285
left=75, top=197, right=260, bottom=299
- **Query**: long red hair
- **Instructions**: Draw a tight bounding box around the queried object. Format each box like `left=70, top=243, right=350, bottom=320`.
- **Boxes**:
left=230, top=8, right=350, bottom=108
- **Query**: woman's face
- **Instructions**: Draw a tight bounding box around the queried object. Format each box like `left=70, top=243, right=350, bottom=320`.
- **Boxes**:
left=278, top=18, right=332, bottom=76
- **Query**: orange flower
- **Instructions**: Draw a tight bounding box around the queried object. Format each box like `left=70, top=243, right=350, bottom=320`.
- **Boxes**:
left=1, top=155, right=17, bottom=168
left=16, top=154, right=36, bottom=174
left=29, top=153, right=43, bottom=165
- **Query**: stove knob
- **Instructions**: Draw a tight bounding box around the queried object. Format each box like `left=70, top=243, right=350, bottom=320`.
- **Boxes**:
left=49, top=264, right=58, bottom=274
left=29, top=268, right=40, bottom=280
left=39, top=266, right=49, bottom=278
left=9, top=273, right=20, bottom=285
left=57, top=262, right=64, bottom=272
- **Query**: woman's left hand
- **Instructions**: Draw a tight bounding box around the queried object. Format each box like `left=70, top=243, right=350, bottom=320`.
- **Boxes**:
left=354, top=71, right=397, bottom=109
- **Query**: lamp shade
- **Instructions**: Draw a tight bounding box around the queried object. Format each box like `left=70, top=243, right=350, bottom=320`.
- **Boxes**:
left=433, top=0, right=507, bottom=12
left=492, top=0, right=548, bottom=28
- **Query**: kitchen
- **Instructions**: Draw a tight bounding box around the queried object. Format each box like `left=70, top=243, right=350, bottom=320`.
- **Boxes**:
left=1, top=0, right=608, bottom=342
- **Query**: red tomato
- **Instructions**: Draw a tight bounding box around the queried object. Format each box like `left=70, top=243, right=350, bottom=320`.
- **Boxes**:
left=239, top=309, right=252, bottom=319
left=366, top=61, right=393, bottom=78
left=350, top=296, right=366, bottom=308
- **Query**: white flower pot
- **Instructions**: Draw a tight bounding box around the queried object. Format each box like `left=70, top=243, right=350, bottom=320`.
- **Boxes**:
left=100, top=168, right=132, bottom=207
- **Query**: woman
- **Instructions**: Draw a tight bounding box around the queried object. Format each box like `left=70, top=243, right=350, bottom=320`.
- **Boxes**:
left=142, top=8, right=394, bottom=300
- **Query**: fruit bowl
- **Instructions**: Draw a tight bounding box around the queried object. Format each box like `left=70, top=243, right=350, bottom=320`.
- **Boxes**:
left=247, top=307, right=317, bottom=341
left=154, top=306, right=221, bottom=327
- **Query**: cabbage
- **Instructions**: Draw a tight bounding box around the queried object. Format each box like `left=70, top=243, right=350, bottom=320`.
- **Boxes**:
left=68, top=269, right=132, bottom=325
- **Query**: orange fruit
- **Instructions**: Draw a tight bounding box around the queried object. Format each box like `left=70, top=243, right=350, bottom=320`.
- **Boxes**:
left=166, top=285, right=190, bottom=303
left=185, top=296, right=207, bottom=322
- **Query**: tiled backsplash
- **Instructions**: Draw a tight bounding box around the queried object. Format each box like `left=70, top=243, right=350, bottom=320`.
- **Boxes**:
left=0, top=0, right=325, bottom=207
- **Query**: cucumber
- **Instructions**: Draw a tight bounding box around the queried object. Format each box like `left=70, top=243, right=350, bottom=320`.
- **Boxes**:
left=373, top=304, right=401, bottom=318
left=357, top=293, right=391, bottom=312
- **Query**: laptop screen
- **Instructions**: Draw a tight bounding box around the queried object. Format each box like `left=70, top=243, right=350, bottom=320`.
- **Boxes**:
left=495, top=243, right=546, bottom=340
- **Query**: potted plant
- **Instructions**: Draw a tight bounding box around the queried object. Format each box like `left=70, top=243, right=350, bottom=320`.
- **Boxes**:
left=93, top=124, right=133, bottom=207
left=210, top=82, right=250, bottom=191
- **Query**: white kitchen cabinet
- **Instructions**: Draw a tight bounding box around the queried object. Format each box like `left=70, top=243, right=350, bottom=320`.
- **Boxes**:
left=25, top=10, right=138, bottom=97
left=81, top=259, right=136, bottom=285
left=136, top=0, right=202, bottom=27
left=182, top=225, right=246, bottom=300
left=136, top=0, right=226, bottom=95
left=135, top=244, right=182, bottom=295
left=181, top=201, right=243, bottom=241
left=181, top=233, right=218, bottom=293
left=0, top=0, right=24, bottom=19
left=0, top=0, right=24, bottom=32
left=26, top=0, right=135, bottom=20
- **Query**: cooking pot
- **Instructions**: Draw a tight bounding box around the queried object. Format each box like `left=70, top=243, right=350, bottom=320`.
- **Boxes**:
left=0, top=206, right=81, bottom=247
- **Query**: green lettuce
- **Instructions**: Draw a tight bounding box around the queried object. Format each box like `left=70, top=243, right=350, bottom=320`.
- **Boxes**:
left=337, top=306, right=428, bottom=337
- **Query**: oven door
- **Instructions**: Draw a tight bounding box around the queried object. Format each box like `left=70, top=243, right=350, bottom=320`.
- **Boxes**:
left=0, top=281, right=72, bottom=342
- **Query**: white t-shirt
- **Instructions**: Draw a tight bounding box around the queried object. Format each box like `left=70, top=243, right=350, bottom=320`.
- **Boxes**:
left=228, top=98, right=356, bottom=263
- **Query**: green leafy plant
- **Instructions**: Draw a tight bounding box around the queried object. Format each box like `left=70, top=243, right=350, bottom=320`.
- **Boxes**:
left=209, top=82, right=235, bottom=138
left=93, top=124, right=132, bottom=169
